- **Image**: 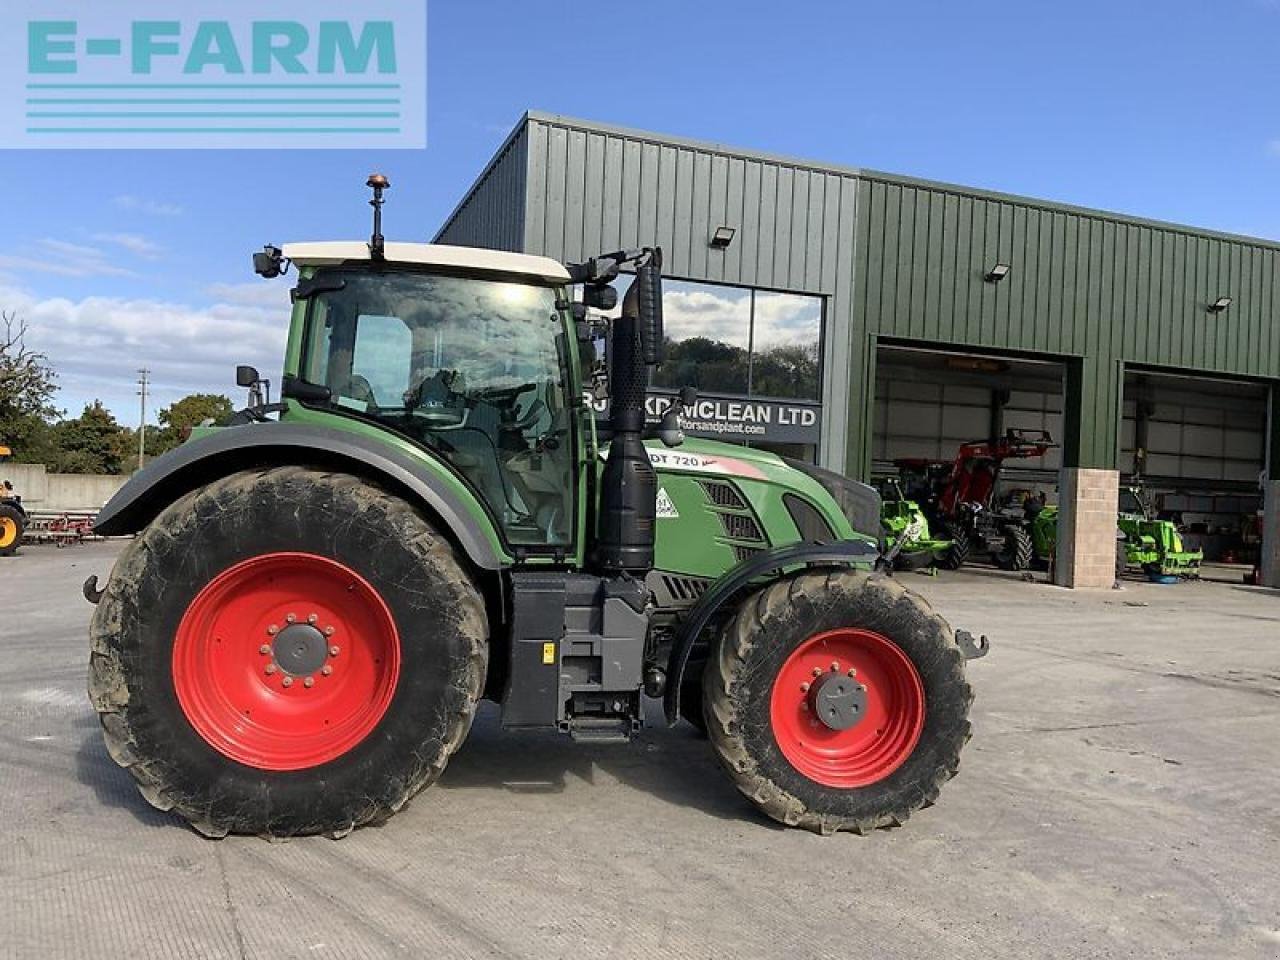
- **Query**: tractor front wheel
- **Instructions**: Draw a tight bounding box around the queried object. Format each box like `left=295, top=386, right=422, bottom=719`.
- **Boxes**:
left=938, top=521, right=969, bottom=570
left=703, top=570, right=972, bottom=834
left=995, top=527, right=1033, bottom=571
left=0, top=504, right=23, bottom=556
left=88, top=467, right=488, bottom=838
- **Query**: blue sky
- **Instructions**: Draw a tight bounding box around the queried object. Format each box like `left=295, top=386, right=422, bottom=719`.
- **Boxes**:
left=2, top=0, right=1279, bottom=424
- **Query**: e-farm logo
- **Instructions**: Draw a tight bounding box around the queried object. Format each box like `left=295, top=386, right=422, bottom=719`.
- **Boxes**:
left=0, top=2, right=425, bottom=149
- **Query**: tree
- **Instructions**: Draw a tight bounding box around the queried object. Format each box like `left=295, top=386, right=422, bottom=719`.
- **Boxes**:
left=0, top=311, right=60, bottom=460
left=51, top=401, right=127, bottom=474
left=150, top=393, right=234, bottom=456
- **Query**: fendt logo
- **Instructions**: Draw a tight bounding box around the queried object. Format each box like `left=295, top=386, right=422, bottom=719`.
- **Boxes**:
left=0, top=2, right=426, bottom=149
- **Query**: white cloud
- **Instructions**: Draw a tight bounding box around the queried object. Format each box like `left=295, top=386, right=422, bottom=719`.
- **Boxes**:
left=0, top=283, right=289, bottom=420
left=92, top=232, right=163, bottom=260
left=0, top=239, right=134, bottom=278
left=112, top=194, right=184, bottom=217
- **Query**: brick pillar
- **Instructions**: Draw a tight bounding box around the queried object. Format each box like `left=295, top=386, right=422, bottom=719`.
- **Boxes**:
left=1054, top=468, right=1120, bottom=588
left=1262, top=481, right=1280, bottom=588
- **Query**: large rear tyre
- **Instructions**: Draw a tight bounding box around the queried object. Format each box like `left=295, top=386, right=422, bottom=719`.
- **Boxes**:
left=995, top=527, right=1033, bottom=571
left=703, top=570, right=972, bottom=835
left=0, top=504, right=23, bottom=556
left=88, top=467, right=488, bottom=838
left=938, top=522, right=969, bottom=570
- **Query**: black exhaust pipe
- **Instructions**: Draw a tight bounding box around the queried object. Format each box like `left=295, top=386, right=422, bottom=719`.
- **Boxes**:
left=595, top=250, right=663, bottom=575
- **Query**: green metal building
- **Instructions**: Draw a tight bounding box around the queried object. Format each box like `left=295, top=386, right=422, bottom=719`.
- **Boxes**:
left=437, top=111, right=1280, bottom=587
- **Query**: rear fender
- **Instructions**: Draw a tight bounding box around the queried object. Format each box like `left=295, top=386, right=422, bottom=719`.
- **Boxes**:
left=94, top=422, right=506, bottom=571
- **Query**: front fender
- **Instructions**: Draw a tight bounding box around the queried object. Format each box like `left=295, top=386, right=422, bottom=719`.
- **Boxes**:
left=663, top=540, right=879, bottom=724
left=95, top=422, right=506, bottom=571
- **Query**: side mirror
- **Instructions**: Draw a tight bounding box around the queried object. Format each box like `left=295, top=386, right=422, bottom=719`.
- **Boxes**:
left=236, top=365, right=260, bottom=388
left=584, top=284, right=618, bottom=311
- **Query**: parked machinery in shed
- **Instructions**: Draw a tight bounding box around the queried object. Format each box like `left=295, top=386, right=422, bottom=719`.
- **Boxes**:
left=873, top=477, right=952, bottom=571
left=1032, top=484, right=1201, bottom=580
left=0, top=446, right=26, bottom=557
left=896, top=429, right=1056, bottom=572
left=84, top=175, right=988, bottom=839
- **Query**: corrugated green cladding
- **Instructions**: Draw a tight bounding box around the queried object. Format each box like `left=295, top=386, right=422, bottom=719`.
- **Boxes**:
left=436, top=124, right=528, bottom=251
left=854, top=177, right=1280, bottom=468
left=436, top=112, right=1280, bottom=476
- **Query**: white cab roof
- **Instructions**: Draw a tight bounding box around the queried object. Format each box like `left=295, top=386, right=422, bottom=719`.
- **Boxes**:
left=282, top=242, right=571, bottom=283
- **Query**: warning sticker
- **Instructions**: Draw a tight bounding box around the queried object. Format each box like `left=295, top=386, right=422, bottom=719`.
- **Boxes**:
left=655, top=487, right=679, bottom=519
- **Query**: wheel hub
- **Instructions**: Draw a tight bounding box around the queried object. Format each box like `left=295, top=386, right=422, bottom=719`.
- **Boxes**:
left=809, top=671, right=867, bottom=731
left=272, top=623, right=328, bottom=677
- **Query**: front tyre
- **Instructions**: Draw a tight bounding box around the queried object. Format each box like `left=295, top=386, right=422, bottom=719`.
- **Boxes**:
left=703, top=570, right=972, bottom=834
left=0, top=504, right=24, bottom=556
left=88, top=467, right=488, bottom=838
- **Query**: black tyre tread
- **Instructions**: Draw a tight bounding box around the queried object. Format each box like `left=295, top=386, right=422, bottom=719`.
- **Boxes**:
left=0, top=503, right=23, bottom=556
left=702, top=569, right=972, bottom=836
left=996, top=527, right=1034, bottom=571
left=938, top=522, right=969, bottom=570
left=88, top=467, right=488, bottom=839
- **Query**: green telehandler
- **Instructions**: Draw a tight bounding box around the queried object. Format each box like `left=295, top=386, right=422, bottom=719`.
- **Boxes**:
left=1030, top=485, right=1202, bottom=580
left=84, top=176, right=987, bottom=839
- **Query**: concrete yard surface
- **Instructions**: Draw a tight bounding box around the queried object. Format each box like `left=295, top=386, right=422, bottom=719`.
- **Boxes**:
left=2, top=541, right=1278, bottom=959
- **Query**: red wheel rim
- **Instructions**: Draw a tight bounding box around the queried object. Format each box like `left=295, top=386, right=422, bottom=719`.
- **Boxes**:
left=769, top=628, right=924, bottom=788
left=172, top=552, right=401, bottom=771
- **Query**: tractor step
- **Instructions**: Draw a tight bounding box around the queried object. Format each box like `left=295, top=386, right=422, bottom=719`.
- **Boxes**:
left=567, top=716, right=633, bottom=744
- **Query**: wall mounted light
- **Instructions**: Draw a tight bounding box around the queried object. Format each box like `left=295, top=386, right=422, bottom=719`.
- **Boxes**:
left=1208, top=296, right=1232, bottom=313
left=710, top=226, right=736, bottom=250
left=984, top=263, right=1011, bottom=283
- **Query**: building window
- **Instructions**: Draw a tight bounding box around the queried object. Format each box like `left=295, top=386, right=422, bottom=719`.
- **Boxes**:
left=644, top=279, right=822, bottom=401
left=582, top=276, right=824, bottom=462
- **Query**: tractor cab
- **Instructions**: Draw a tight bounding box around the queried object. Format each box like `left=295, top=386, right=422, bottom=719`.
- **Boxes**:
left=278, top=242, right=580, bottom=550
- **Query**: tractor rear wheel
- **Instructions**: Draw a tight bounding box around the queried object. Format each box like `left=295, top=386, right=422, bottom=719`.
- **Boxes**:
left=995, top=527, right=1033, bottom=571
left=703, top=570, right=972, bottom=834
left=938, top=522, right=969, bottom=570
left=0, top=504, right=23, bottom=556
left=88, top=467, right=488, bottom=838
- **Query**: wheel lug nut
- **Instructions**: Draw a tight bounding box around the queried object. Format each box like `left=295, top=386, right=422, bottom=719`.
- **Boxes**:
left=307, top=613, right=318, bottom=625
left=329, top=645, right=340, bottom=657
left=847, top=668, right=857, bottom=678
left=259, top=644, right=271, bottom=655
left=323, top=626, right=335, bottom=637
left=321, top=665, right=333, bottom=676
left=811, top=667, right=822, bottom=677
left=282, top=676, right=293, bottom=688
left=267, top=625, right=279, bottom=636
left=265, top=664, right=277, bottom=675
left=800, top=682, right=810, bottom=693
left=286, top=613, right=296, bottom=624
left=303, top=677, right=315, bottom=688
left=830, top=661, right=839, bottom=672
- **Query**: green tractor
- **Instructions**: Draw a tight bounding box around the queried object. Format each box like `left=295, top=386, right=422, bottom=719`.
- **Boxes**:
left=84, top=176, right=987, bottom=839
left=875, top=478, right=952, bottom=571
left=1029, top=486, right=1202, bottom=580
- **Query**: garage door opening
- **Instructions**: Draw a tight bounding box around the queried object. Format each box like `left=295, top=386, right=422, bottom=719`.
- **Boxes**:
left=1123, top=369, right=1267, bottom=582
left=871, top=344, right=1066, bottom=571
left=873, top=343, right=1064, bottom=495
